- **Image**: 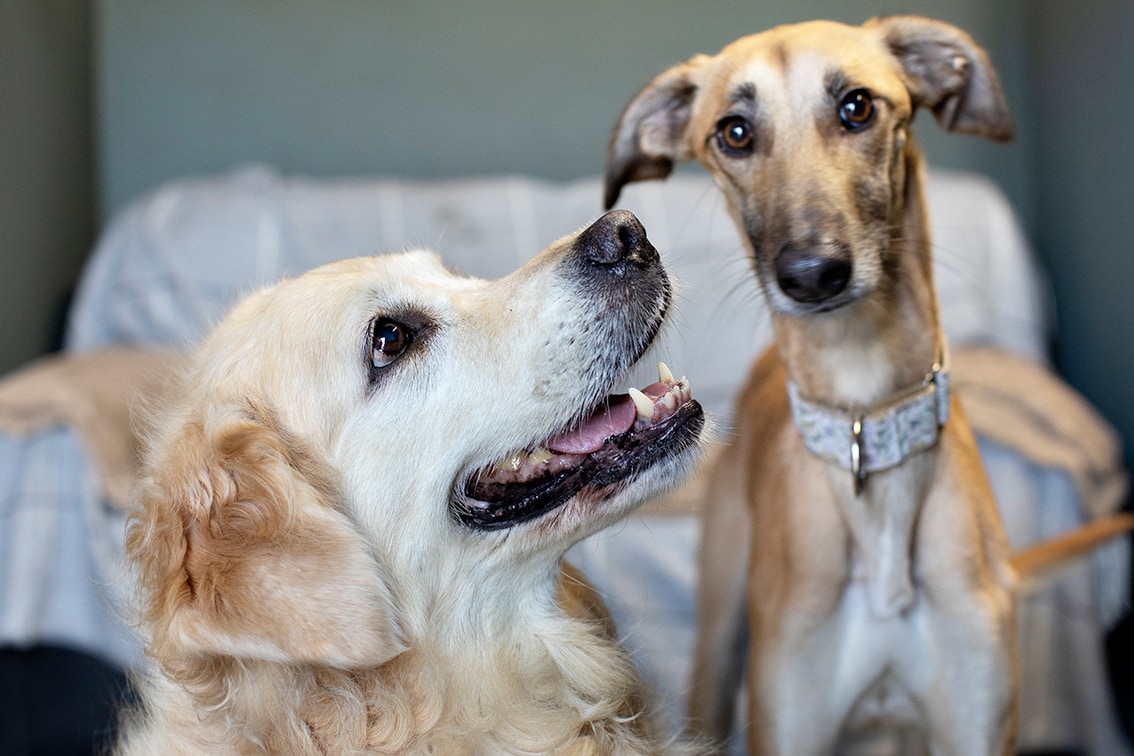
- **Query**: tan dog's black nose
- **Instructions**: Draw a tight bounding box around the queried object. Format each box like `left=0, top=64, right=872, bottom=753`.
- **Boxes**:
left=774, top=242, right=852, bottom=304
left=575, top=210, right=658, bottom=267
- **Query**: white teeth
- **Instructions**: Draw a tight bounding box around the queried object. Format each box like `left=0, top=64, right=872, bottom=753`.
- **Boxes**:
left=628, top=387, right=655, bottom=419
left=487, top=364, right=692, bottom=478
left=491, top=446, right=554, bottom=475
left=492, top=452, right=525, bottom=474
left=528, top=447, right=554, bottom=466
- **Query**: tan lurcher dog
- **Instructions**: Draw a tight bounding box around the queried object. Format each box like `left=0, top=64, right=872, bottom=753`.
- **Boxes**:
left=606, top=16, right=1039, bottom=755
left=117, top=210, right=707, bottom=755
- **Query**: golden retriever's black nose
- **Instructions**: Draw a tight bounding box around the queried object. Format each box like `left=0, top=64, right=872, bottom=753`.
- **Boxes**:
left=576, top=210, right=658, bottom=267
left=774, top=242, right=852, bottom=303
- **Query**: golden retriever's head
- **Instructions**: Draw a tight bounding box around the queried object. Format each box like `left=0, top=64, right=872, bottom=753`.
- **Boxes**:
left=129, top=210, right=704, bottom=670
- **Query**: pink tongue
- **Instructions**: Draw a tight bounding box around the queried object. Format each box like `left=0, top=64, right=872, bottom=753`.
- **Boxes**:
left=547, top=395, right=637, bottom=454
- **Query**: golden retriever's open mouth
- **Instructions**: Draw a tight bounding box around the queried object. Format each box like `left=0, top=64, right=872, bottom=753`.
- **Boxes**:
left=455, top=363, right=703, bottom=530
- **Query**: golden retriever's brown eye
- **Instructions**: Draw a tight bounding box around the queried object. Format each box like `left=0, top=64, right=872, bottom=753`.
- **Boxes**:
left=372, top=319, right=411, bottom=368
left=715, top=116, right=755, bottom=156
left=839, top=89, right=874, bottom=131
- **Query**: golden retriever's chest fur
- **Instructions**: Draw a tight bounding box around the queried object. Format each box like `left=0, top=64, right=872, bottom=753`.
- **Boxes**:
left=128, top=652, right=657, bottom=752
left=125, top=560, right=674, bottom=754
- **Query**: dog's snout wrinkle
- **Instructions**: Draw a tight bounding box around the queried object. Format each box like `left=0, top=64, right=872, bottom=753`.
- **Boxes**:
left=774, top=241, right=853, bottom=303
left=575, top=209, right=658, bottom=267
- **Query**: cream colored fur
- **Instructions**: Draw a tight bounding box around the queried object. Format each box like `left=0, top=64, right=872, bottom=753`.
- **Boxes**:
left=119, top=213, right=705, bottom=754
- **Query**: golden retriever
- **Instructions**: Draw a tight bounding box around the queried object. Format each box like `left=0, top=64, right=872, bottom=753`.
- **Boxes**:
left=118, top=209, right=706, bottom=754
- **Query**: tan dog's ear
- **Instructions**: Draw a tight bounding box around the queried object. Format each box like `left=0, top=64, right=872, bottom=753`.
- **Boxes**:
left=604, top=54, right=712, bottom=209
left=869, top=15, right=1014, bottom=141
left=128, top=411, right=406, bottom=669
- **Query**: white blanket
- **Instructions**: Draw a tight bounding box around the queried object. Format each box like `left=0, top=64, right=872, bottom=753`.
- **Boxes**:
left=1, top=166, right=1126, bottom=753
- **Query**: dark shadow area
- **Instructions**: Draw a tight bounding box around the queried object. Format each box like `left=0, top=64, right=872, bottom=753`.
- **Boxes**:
left=0, top=646, right=131, bottom=756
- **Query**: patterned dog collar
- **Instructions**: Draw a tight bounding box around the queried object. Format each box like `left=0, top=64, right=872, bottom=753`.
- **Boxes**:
left=786, top=350, right=951, bottom=496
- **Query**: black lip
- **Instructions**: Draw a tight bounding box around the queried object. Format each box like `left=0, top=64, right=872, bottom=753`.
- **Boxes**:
left=783, top=294, right=856, bottom=315
left=453, top=399, right=705, bottom=531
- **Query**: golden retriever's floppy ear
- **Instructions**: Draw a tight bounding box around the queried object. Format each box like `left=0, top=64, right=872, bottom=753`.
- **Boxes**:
left=604, top=54, right=712, bottom=209
left=868, top=15, right=1014, bottom=141
left=128, top=409, right=406, bottom=669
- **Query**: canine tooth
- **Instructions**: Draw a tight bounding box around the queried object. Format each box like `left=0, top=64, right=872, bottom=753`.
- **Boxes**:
left=628, top=387, right=655, bottom=419
left=658, top=361, right=675, bottom=383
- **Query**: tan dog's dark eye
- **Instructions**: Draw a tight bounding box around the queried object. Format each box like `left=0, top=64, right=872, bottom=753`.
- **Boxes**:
left=839, top=89, right=874, bottom=130
left=716, top=116, right=755, bottom=156
left=372, top=319, right=411, bottom=368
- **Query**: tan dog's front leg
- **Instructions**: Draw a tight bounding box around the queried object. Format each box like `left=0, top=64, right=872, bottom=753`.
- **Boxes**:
left=745, top=508, right=861, bottom=756
left=912, top=429, right=1018, bottom=756
left=919, top=608, right=1016, bottom=756
left=747, top=622, right=856, bottom=756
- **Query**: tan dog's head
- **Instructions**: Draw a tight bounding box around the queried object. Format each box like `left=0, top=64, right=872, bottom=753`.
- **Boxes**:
left=128, top=210, right=704, bottom=671
left=606, top=16, right=1013, bottom=317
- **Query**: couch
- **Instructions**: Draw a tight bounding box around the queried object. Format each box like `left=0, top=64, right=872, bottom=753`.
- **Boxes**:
left=0, top=165, right=1129, bottom=753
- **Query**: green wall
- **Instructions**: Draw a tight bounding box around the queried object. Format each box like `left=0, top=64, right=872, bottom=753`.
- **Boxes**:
left=1029, top=0, right=1134, bottom=496
left=0, top=1, right=93, bottom=375
left=95, top=0, right=1034, bottom=220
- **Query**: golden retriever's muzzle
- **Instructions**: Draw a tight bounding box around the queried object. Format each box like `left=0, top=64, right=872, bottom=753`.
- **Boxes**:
left=455, top=210, right=704, bottom=530
left=565, top=209, right=671, bottom=345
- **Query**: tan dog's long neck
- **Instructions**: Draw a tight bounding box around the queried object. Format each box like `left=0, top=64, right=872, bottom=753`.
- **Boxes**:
left=772, top=142, right=944, bottom=619
left=773, top=142, right=942, bottom=412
